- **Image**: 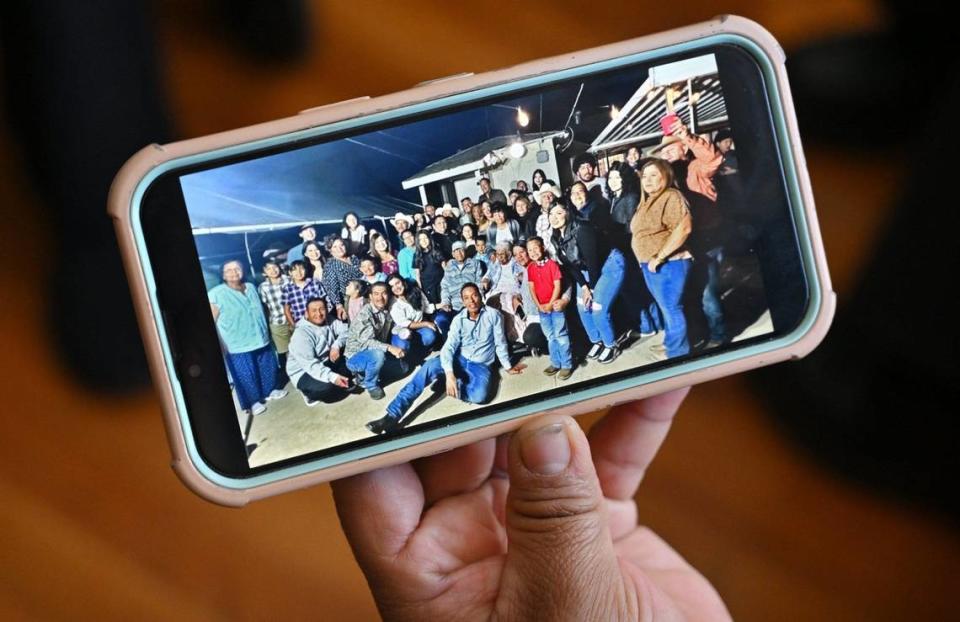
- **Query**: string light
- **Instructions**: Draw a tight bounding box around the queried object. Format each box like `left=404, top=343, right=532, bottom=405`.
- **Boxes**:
left=516, top=106, right=530, bottom=127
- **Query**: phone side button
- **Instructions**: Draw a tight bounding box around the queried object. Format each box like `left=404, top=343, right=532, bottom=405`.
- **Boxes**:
left=298, top=96, right=371, bottom=115
left=416, top=72, right=474, bottom=87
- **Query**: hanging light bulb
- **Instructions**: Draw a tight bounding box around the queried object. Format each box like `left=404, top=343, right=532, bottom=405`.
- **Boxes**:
left=508, top=140, right=526, bottom=159
left=516, top=106, right=530, bottom=127
left=610, top=105, right=620, bottom=119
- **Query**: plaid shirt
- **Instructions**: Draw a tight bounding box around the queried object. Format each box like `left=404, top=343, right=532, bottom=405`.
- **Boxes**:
left=258, top=275, right=291, bottom=325
left=281, top=279, right=330, bottom=324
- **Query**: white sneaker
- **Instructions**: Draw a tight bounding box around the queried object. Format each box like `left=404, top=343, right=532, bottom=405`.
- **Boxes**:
left=267, top=389, right=288, bottom=401
left=302, top=393, right=320, bottom=407
left=586, top=342, right=604, bottom=359
left=598, top=345, right=619, bottom=364
left=251, top=402, right=267, bottom=416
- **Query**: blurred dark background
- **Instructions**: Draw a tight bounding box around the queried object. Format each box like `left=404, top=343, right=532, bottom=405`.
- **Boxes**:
left=1, top=1, right=957, bottom=619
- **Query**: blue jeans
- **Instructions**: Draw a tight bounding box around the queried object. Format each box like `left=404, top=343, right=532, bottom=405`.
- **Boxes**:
left=433, top=308, right=455, bottom=338
left=346, top=348, right=408, bottom=391
left=576, top=249, right=625, bottom=347
left=391, top=326, right=439, bottom=350
left=386, top=355, right=494, bottom=420
left=702, top=247, right=726, bottom=343
left=621, top=258, right=663, bottom=334
left=539, top=311, right=572, bottom=369
left=642, top=259, right=692, bottom=358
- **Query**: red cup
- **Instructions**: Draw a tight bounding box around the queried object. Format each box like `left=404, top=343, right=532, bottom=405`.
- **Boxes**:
left=660, top=114, right=680, bottom=135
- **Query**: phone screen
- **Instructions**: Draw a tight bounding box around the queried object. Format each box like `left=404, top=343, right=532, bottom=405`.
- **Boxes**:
left=142, top=45, right=806, bottom=474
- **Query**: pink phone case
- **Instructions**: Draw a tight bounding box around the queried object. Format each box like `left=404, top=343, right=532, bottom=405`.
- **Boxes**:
left=108, top=15, right=834, bottom=506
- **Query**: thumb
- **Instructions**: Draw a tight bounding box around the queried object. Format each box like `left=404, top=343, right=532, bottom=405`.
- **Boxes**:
left=497, top=416, right=628, bottom=621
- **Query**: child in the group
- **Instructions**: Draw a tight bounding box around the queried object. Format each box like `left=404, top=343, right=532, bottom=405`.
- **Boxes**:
left=525, top=236, right=573, bottom=380
left=359, top=257, right=386, bottom=285
left=474, top=237, right=491, bottom=268
left=344, top=279, right=367, bottom=323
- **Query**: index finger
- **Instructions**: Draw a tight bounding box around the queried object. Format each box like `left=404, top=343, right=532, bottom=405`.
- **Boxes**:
left=587, top=387, right=689, bottom=501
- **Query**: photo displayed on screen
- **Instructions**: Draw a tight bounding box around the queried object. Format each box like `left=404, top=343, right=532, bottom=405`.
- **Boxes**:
left=182, top=53, right=771, bottom=468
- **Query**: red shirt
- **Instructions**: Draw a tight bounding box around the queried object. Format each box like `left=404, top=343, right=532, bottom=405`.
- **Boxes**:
left=527, top=259, right=562, bottom=304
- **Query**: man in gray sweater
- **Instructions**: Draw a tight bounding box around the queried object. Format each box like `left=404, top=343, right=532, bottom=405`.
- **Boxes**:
left=286, top=298, right=352, bottom=406
left=345, top=282, right=410, bottom=400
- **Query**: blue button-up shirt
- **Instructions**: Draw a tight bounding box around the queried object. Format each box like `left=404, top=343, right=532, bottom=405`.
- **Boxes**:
left=440, top=306, right=511, bottom=372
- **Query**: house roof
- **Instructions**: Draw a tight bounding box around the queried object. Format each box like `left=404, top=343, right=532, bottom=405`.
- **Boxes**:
left=401, top=131, right=564, bottom=189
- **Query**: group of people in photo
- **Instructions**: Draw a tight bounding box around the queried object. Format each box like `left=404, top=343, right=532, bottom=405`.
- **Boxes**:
left=206, top=116, right=742, bottom=434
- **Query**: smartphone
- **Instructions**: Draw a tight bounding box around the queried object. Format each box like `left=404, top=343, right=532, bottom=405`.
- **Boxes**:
left=109, top=15, right=834, bottom=506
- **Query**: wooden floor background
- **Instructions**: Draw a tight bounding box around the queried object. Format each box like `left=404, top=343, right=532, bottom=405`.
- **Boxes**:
left=3, top=2, right=959, bottom=620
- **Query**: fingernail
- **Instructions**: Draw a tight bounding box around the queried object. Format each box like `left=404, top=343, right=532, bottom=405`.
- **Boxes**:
left=520, top=422, right=571, bottom=475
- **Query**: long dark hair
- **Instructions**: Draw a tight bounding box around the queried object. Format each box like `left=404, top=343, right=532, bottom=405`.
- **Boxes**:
left=387, top=273, right=424, bottom=311
left=342, top=211, right=362, bottom=231
left=531, top=168, right=547, bottom=190
left=414, top=231, right=443, bottom=268
left=605, top=160, right=641, bottom=201
left=301, top=241, right=325, bottom=279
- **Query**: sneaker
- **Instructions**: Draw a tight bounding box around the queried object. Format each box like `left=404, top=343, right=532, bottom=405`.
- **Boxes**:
left=368, top=386, right=386, bottom=401
left=615, top=330, right=633, bottom=347
left=705, top=339, right=725, bottom=349
left=586, top=342, right=604, bottom=359
left=365, top=415, right=399, bottom=435
left=543, top=365, right=559, bottom=376
left=598, top=346, right=619, bottom=364
left=639, top=330, right=657, bottom=338
left=301, top=393, right=320, bottom=407
left=250, top=401, right=267, bottom=416
left=267, top=389, right=288, bottom=401
left=557, top=368, right=573, bottom=381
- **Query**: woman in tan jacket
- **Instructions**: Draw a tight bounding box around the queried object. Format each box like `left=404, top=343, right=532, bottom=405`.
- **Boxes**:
left=630, top=159, right=694, bottom=358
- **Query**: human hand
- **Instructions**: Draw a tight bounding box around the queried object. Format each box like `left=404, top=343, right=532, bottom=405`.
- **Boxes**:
left=647, top=258, right=662, bottom=273
left=668, top=118, right=689, bottom=139
left=329, top=347, right=341, bottom=363
left=332, top=388, right=730, bottom=621
left=337, top=305, right=348, bottom=321
left=388, top=345, right=406, bottom=358
left=332, top=374, right=350, bottom=389
left=552, top=298, right=568, bottom=312
left=444, top=372, right=458, bottom=398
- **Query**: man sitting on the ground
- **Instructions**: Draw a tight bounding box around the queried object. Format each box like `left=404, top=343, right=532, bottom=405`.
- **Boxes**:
left=366, top=283, right=524, bottom=435
left=344, top=282, right=409, bottom=400
left=286, top=298, right=352, bottom=406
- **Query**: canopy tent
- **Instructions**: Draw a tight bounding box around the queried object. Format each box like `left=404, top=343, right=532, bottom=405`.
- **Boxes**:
left=588, top=54, right=728, bottom=154
left=180, top=138, right=425, bottom=236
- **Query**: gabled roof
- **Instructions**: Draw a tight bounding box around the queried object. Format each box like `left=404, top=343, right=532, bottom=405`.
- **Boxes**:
left=401, top=131, right=564, bottom=188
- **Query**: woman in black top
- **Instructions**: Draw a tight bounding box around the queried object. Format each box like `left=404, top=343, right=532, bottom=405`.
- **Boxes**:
left=513, top=194, right=539, bottom=240
left=606, top=161, right=642, bottom=241
left=413, top=231, right=445, bottom=306
left=606, top=160, right=662, bottom=338
left=530, top=168, right=547, bottom=192
left=550, top=203, right=626, bottom=364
